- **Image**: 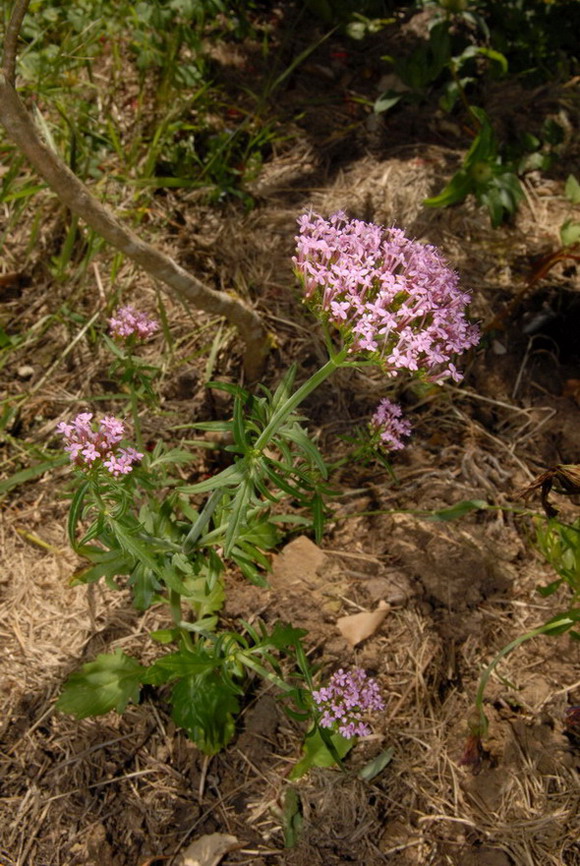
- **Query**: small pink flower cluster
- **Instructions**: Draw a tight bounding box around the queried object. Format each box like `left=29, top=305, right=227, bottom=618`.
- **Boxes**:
left=293, top=211, right=479, bottom=383
left=57, top=413, right=143, bottom=476
left=370, top=397, right=412, bottom=452
left=312, top=667, right=385, bottom=739
left=108, top=305, right=159, bottom=341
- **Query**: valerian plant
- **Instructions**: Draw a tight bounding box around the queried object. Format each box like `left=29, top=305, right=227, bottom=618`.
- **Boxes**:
left=55, top=212, right=479, bottom=768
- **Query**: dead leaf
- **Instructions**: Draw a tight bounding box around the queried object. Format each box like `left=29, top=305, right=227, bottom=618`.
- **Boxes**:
left=563, top=379, right=580, bottom=405
left=270, top=535, right=328, bottom=588
left=174, top=833, right=240, bottom=866
left=337, top=600, right=389, bottom=647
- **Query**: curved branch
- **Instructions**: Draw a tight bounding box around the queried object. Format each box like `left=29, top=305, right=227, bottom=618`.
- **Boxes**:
left=0, top=72, right=270, bottom=378
left=2, top=0, right=30, bottom=83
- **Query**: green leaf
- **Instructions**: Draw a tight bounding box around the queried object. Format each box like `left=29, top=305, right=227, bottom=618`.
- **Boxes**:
left=565, top=174, right=580, bottom=205
left=265, top=622, right=309, bottom=650
left=311, top=492, right=325, bottom=544
left=0, top=454, right=69, bottom=499
left=178, top=460, right=247, bottom=495
left=150, top=628, right=179, bottom=644
left=536, top=577, right=564, bottom=598
left=67, top=478, right=91, bottom=549
left=374, top=91, right=404, bottom=114
left=129, top=562, right=162, bottom=609
left=147, top=447, right=198, bottom=468
left=424, top=169, right=473, bottom=209
left=232, top=392, right=249, bottom=452
left=206, top=380, right=249, bottom=400
left=358, top=746, right=395, bottom=782
left=170, top=672, right=240, bottom=755
left=475, top=46, right=508, bottom=75
left=290, top=727, right=354, bottom=780
left=282, top=425, right=328, bottom=478
left=56, top=650, right=145, bottom=719
left=543, top=608, right=580, bottom=635
left=464, top=108, right=496, bottom=165
left=231, top=549, right=269, bottom=586
left=224, top=477, right=253, bottom=557
left=71, top=547, right=134, bottom=586
left=282, top=787, right=303, bottom=848
left=110, top=519, right=163, bottom=577
left=143, top=648, right=218, bottom=685
left=560, top=219, right=580, bottom=248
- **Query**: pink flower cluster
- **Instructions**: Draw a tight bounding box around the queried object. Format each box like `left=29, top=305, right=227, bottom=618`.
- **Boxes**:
left=370, top=397, right=412, bottom=451
left=108, top=305, right=159, bottom=341
left=312, top=667, right=385, bottom=739
left=293, top=211, right=479, bottom=383
left=57, top=413, right=143, bottom=476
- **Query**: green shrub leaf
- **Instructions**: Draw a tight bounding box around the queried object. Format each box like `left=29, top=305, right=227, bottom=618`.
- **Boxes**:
left=56, top=650, right=145, bottom=719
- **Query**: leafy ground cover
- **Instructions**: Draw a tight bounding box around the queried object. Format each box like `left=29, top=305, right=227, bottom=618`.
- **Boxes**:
left=1, top=2, right=580, bottom=865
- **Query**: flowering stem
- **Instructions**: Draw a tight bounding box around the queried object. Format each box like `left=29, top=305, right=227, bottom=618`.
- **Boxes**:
left=254, top=347, right=349, bottom=451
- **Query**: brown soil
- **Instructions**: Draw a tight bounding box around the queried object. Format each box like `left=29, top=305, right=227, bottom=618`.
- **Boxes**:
left=2, top=8, right=580, bottom=866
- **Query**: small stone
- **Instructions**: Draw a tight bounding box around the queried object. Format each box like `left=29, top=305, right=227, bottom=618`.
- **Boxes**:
left=17, top=365, right=34, bottom=379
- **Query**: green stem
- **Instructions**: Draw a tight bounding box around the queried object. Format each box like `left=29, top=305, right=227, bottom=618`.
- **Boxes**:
left=254, top=346, right=349, bottom=451
left=475, top=613, right=576, bottom=736
left=169, top=589, right=182, bottom=626
left=129, top=387, right=143, bottom=451
left=169, top=589, right=196, bottom=651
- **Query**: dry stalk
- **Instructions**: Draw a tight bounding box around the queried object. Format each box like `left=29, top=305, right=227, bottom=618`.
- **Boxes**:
left=0, top=1, right=270, bottom=379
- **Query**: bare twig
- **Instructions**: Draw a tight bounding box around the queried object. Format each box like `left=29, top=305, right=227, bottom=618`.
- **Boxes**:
left=0, top=5, right=270, bottom=378
left=2, top=0, right=30, bottom=83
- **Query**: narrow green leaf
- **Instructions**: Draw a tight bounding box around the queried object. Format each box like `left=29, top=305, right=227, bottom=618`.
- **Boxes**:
left=424, top=170, right=472, bottom=209
left=224, top=478, right=253, bottom=557
left=0, top=454, right=69, bottom=499
left=178, top=460, right=247, bottom=495
left=282, top=425, right=328, bottom=477
left=374, top=91, right=404, bottom=114
left=67, top=478, right=91, bottom=550
left=311, top=492, right=326, bottom=544
left=232, top=393, right=249, bottom=452
left=425, top=499, right=489, bottom=521
left=358, top=746, right=395, bottom=782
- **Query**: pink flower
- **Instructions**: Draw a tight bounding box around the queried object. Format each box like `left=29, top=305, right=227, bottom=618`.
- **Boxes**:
left=108, top=305, right=159, bottom=341
left=57, top=413, right=142, bottom=476
left=293, top=211, right=479, bottom=382
left=312, top=668, right=385, bottom=739
left=370, top=398, right=412, bottom=452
